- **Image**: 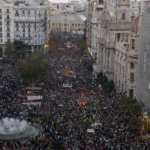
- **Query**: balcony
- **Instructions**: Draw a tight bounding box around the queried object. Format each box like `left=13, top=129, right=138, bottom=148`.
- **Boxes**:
left=5, top=18, right=10, bottom=21
left=99, top=38, right=105, bottom=45
left=97, top=4, right=104, bottom=9
left=93, top=63, right=103, bottom=73
left=106, top=42, right=115, bottom=49
left=20, top=37, right=32, bottom=40
left=128, top=50, right=138, bottom=58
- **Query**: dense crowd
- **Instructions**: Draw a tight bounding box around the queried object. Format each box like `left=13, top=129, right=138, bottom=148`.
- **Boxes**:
left=0, top=32, right=149, bottom=150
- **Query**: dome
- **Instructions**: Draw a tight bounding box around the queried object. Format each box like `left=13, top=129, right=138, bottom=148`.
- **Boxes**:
left=131, top=16, right=140, bottom=33
left=100, top=11, right=112, bottom=21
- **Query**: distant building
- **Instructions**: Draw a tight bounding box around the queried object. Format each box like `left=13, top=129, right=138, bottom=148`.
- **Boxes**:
left=51, top=12, right=86, bottom=33
left=0, top=0, right=51, bottom=56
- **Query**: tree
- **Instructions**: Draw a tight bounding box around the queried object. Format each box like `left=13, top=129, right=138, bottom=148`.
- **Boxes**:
left=86, top=62, right=93, bottom=72
left=48, top=31, right=57, bottom=50
left=120, top=97, right=141, bottom=117
left=97, top=74, right=115, bottom=93
left=0, top=68, right=4, bottom=80
left=13, top=40, right=28, bottom=59
left=75, top=38, right=87, bottom=55
left=129, top=116, right=143, bottom=131
left=4, top=40, right=14, bottom=57
left=16, top=52, right=49, bottom=82
left=83, top=28, right=86, bottom=41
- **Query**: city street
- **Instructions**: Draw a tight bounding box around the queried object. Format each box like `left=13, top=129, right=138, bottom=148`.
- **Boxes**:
left=0, top=33, right=149, bottom=149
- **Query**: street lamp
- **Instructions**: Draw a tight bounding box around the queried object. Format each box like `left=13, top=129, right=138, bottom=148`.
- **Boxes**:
left=44, top=43, right=49, bottom=49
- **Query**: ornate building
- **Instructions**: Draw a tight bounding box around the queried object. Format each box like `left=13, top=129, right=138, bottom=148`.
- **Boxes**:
left=91, top=0, right=143, bottom=99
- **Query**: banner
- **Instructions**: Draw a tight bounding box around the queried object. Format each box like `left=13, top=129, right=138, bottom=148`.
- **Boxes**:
left=63, top=83, right=72, bottom=88
left=87, top=129, right=94, bottom=133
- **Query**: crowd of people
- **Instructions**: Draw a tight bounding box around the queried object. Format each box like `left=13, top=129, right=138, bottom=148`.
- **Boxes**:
left=0, top=32, right=150, bottom=150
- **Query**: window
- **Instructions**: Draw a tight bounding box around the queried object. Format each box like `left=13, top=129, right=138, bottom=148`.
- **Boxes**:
left=0, top=15, right=2, bottom=19
left=22, top=10, right=25, bottom=15
left=16, top=22, right=18, bottom=27
left=132, top=39, right=135, bottom=49
left=117, top=33, right=120, bottom=42
left=122, top=13, right=125, bottom=20
left=125, top=34, right=128, bottom=41
left=6, top=9, right=9, bottom=13
left=130, top=62, right=134, bottom=69
left=99, top=0, right=103, bottom=4
left=15, top=10, right=19, bottom=16
left=130, top=73, right=134, bottom=83
left=7, top=15, right=9, bottom=19
left=7, top=27, right=10, bottom=31
left=0, top=33, right=2, bottom=37
left=0, top=21, right=2, bottom=25
left=7, top=33, right=10, bottom=37
left=16, top=27, right=18, bottom=31
left=0, top=27, right=2, bottom=31
left=7, top=21, right=10, bottom=25
left=129, top=89, right=134, bottom=98
left=0, top=9, right=2, bottom=13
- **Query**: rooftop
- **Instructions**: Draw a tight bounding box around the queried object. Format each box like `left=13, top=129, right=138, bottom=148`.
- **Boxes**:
left=51, top=12, right=86, bottom=22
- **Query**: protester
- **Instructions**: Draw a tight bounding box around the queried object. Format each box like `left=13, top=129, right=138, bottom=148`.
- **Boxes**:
left=0, top=32, right=149, bottom=150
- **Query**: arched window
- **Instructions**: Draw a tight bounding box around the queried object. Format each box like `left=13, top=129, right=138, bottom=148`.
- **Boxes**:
left=132, top=39, right=135, bottom=49
left=130, top=73, right=134, bottom=83
left=130, top=62, right=134, bottom=69
left=122, top=13, right=126, bottom=20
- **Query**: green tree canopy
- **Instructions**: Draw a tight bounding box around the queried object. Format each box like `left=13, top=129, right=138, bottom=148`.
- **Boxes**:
left=48, top=31, right=57, bottom=50
left=14, top=40, right=28, bottom=59
left=4, top=40, right=14, bottom=57
left=120, top=97, right=141, bottom=117
left=75, top=37, right=87, bottom=55
left=16, top=52, right=49, bottom=82
left=129, top=116, right=144, bottom=131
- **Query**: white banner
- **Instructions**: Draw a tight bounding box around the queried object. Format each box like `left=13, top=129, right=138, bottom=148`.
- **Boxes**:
left=87, top=129, right=94, bottom=133
left=63, top=83, right=72, bottom=88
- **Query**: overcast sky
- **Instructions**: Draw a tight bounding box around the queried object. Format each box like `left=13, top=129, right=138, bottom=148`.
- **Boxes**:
left=50, top=0, right=69, bottom=3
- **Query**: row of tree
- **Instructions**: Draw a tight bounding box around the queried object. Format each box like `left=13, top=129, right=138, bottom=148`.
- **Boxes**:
left=97, top=74, right=115, bottom=93
left=75, top=37, right=87, bottom=55
left=120, top=97, right=145, bottom=133
left=5, top=40, right=29, bottom=59
left=16, top=52, right=49, bottom=83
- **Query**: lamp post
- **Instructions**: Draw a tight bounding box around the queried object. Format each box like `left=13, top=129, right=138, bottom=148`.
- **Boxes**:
left=44, top=43, right=49, bottom=54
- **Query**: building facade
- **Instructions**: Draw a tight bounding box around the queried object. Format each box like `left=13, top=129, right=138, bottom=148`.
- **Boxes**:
left=91, top=0, right=146, bottom=103
left=0, top=0, right=51, bottom=56
left=137, top=0, right=150, bottom=111
left=51, top=12, right=86, bottom=33
left=86, top=0, right=95, bottom=51
left=0, top=0, right=14, bottom=56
